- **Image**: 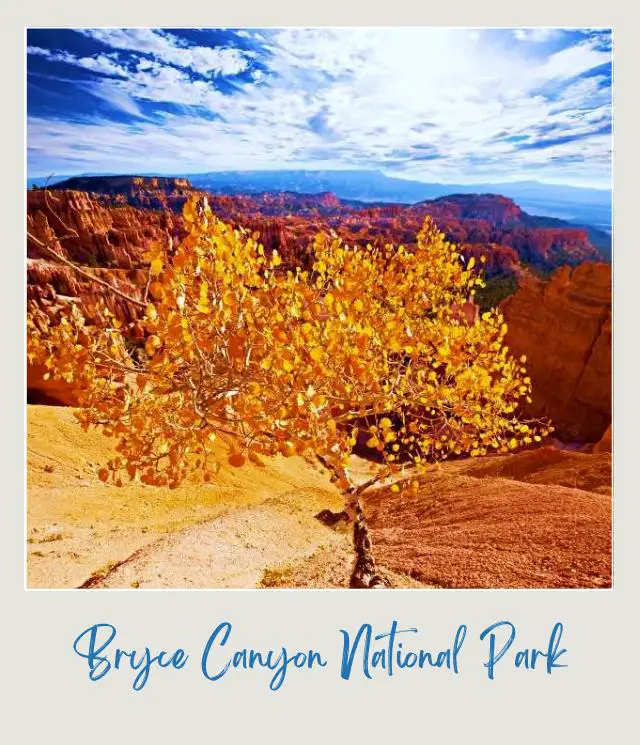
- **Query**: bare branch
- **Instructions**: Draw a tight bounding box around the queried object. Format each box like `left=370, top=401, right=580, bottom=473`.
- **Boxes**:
left=353, top=471, right=389, bottom=496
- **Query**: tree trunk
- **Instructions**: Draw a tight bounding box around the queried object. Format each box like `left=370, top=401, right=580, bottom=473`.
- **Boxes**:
left=316, top=495, right=388, bottom=589
left=349, top=498, right=388, bottom=588
left=314, top=455, right=389, bottom=588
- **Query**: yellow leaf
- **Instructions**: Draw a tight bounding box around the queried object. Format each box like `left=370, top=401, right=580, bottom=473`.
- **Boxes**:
left=183, top=199, right=198, bottom=222
left=281, top=442, right=296, bottom=457
left=145, top=336, right=161, bottom=355
left=149, top=282, right=166, bottom=300
left=228, top=335, right=244, bottom=359
left=228, top=452, right=246, bottom=468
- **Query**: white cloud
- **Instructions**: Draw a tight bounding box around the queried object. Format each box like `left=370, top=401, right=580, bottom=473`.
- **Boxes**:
left=27, top=46, right=127, bottom=78
left=28, top=28, right=612, bottom=187
left=78, top=28, right=249, bottom=76
left=513, top=28, right=559, bottom=43
left=533, top=40, right=610, bottom=82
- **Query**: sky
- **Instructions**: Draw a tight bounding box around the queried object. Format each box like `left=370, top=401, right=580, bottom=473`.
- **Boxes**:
left=27, top=28, right=613, bottom=188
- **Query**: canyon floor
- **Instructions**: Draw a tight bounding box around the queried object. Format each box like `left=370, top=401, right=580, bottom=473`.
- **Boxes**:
left=26, top=405, right=611, bottom=590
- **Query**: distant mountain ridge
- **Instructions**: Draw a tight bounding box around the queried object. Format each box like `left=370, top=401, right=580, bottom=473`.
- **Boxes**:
left=44, top=174, right=611, bottom=261
left=184, top=170, right=612, bottom=233
left=33, top=169, right=612, bottom=234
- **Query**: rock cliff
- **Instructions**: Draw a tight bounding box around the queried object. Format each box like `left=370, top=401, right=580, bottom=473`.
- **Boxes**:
left=27, top=189, right=180, bottom=266
left=26, top=190, right=180, bottom=403
left=501, top=262, right=611, bottom=442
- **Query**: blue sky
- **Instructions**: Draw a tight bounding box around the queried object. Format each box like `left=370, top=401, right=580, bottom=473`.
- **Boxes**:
left=27, top=28, right=613, bottom=188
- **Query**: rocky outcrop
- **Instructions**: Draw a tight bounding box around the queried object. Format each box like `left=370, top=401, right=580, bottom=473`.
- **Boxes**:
left=26, top=189, right=181, bottom=321
left=426, top=193, right=525, bottom=225
left=26, top=190, right=175, bottom=404
left=27, top=362, right=80, bottom=406
left=593, top=425, right=612, bottom=453
left=501, top=263, right=611, bottom=442
left=461, top=242, right=521, bottom=276
left=42, top=181, right=607, bottom=276
left=49, top=176, right=199, bottom=213
left=27, top=189, right=180, bottom=266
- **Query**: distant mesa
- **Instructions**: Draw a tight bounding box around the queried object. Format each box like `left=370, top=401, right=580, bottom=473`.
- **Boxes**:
left=51, top=175, right=193, bottom=193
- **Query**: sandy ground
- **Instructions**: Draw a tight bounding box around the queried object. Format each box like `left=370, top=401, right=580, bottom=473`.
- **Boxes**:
left=27, top=406, right=611, bottom=589
left=27, top=406, right=425, bottom=589
left=365, top=448, right=612, bottom=588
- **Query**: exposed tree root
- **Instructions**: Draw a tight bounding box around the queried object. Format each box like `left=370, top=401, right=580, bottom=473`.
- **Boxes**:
left=314, top=455, right=390, bottom=588
left=350, top=499, right=389, bottom=588
left=315, top=499, right=389, bottom=588
left=315, top=508, right=349, bottom=526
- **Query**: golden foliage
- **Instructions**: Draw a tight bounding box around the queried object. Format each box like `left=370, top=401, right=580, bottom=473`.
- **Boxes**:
left=27, top=196, right=550, bottom=489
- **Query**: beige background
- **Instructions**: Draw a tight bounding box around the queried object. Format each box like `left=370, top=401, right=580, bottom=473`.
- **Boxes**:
left=5, top=3, right=637, bottom=742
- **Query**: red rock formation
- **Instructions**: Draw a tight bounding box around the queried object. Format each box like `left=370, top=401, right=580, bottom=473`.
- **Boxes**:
left=49, top=175, right=202, bottom=213
left=26, top=189, right=181, bottom=318
left=460, top=243, right=521, bottom=276
left=421, top=193, right=525, bottom=225
left=501, top=262, right=611, bottom=442
left=26, top=190, right=180, bottom=403
left=42, top=181, right=606, bottom=276
left=593, top=425, right=612, bottom=453
left=27, top=362, right=80, bottom=406
left=27, top=189, right=181, bottom=267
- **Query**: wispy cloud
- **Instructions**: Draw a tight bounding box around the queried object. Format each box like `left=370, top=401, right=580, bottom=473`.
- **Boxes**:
left=27, top=28, right=612, bottom=187
left=513, top=28, right=560, bottom=43
left=78, top=28, right=250, bottom=77
left=27, top=45, right=128, bottom=78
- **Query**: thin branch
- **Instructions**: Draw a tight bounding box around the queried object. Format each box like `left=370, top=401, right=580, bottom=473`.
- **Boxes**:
left=316, top=454, right=353, bottom=491
left=143, top=268, right=153, bottom=304
left=353, top=471, right=388, bottom=496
